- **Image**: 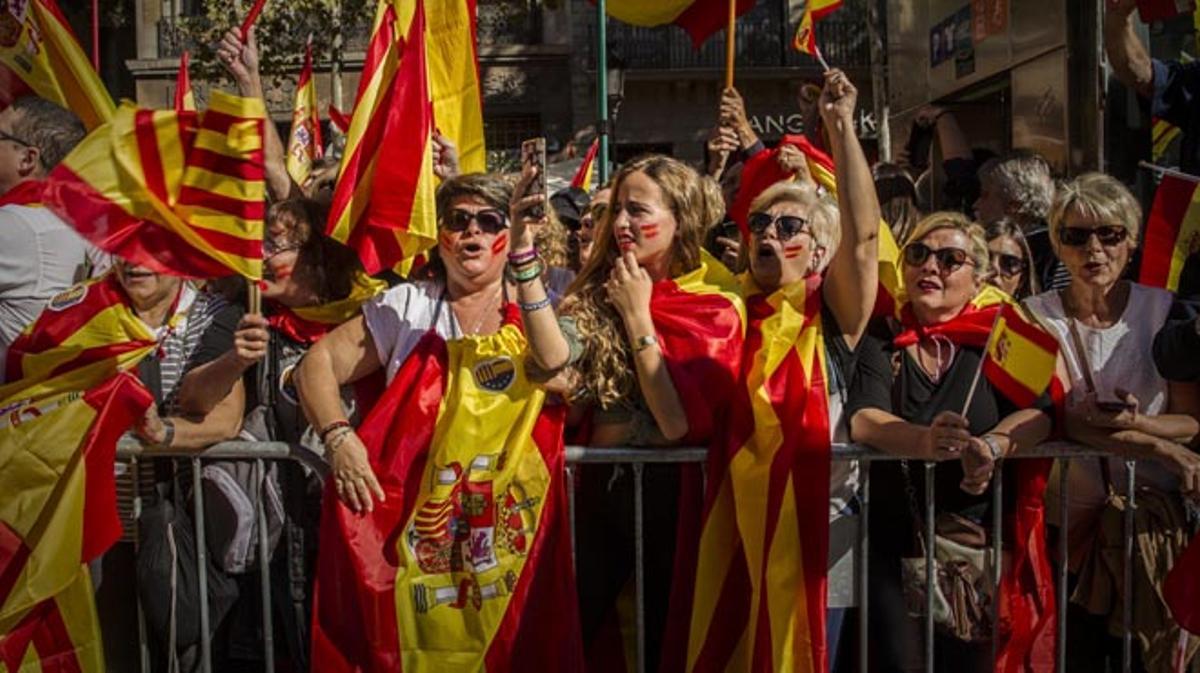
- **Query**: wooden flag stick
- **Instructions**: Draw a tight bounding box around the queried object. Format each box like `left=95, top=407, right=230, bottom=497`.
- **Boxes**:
left=724, top=0, right=736, bottom=88
left=248, top=280, right=262, bottom=315
left=239, top=0, right=267, bottom=41
left=960, top=308, right=1005, bottom=416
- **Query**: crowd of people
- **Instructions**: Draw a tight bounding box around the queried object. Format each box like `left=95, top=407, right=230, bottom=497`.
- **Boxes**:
left=2, top=0, right=1200, bottom=671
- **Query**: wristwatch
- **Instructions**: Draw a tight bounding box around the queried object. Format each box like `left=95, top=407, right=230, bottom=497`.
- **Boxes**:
left=158, top=418, right=176, bottom=449
left=980, top=434, right=1004, bottom=461
left=633, top=334, right=659, bottom=352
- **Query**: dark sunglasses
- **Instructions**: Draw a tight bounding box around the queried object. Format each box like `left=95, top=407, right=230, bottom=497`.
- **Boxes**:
left=903, top=242, right=975, bottom=274
left=747, top=212, right=811, bottom=241
left=993, top=252, right=1027, bottom=277
left=1057, top=225, right=1128, bottom=247
left=0, top=128, right=31, bottom=148
left=443, top=208, right=508, bottom=233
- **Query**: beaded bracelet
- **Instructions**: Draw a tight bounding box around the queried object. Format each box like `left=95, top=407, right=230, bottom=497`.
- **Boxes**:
left=318, top=419, right=352, bottom=443
left=505, top=259, right=544, bottom=284
left=508, top=247, right=538, bottom=264
left=519, top=296, right=552, bottom=312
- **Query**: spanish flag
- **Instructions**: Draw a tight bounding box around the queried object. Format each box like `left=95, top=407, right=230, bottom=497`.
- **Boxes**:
left=310, top=307, right=583, bottom=672
left=731, top=135, right=904, bottom=315
left=791, top=0, right=842, bottom=55
left=41, top=90, right=266, bottom=280
left=1165, top=532, right=1200, bottom=636
left=286, top=41, right=324, bottom=187
left=570, top=139, right=600, bottom=192
left=1139, top=171, right=1200, bottom=292
left=604, top=0, right=758, bottom=47
left=174, top=50, right=196, bottom=113
left=328, top=0, right=486, bottom=276
left=981, top=303, right=1059, bottom=408
left=268, top=271, right=386, bottom=345
left=0, top=275, right=158, bottom=673
left=0, top=0, right=114, bottom=130
left=679, top=274, right=832, bottom=673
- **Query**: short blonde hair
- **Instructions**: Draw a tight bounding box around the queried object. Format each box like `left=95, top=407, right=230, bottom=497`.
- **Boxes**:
left=907, top=211, right=990, bottom=280
left=1048, top=172, right=1141, bottom=248
left=745, top=181, right=841, bottom=271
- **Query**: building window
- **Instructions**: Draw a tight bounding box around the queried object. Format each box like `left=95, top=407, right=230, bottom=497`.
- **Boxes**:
left=484, top=113, right=542, bottom=171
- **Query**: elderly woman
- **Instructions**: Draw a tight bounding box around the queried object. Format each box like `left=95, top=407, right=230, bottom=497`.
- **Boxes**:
left=985, top=218, right=1039, bottom=300
left=686, top=68, right=880, bottom=672
left=849, top=213, right=1054, bottom=672
left=1023, top=173, right=1200, bottom=672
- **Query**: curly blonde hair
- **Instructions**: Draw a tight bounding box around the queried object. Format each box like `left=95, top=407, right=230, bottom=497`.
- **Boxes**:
left=561, top=155, right=725, bottom=409
left=537, top=206, right=571, bottom=269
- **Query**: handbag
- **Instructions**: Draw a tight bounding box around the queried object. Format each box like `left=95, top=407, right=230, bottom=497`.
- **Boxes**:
left=899, top=459, right=995, bottom=643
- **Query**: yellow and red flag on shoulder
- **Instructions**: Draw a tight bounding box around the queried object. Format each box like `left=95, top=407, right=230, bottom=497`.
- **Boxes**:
left=679, top=274, right=832, bottom=673
left=311, top=306, right=583, bottom=673
left=41, top=90, right=267, bottom=280
left=268, top=271, right=386, bottom=345
left=730, top=134, right=903, bottom=315
left=1139, top=170, right=1200, bottom=292
left=174, top=50, right=196, bottom=112
left=791, top=0, right=842, bottom=55
left=0, top=0, right=114, bottom=130
left=603, top=0, right=758, bottom=47
left=328, top=0, right=486, bottom=276
left=570, top=139, right=600, bottom=192
left=286, top=41, right=323, bottom=187
left=982, top=303, right=1059, bottom=408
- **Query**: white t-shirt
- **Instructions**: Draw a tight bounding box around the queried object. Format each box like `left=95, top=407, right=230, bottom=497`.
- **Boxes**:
left=1024, top=283, right=1178, bottom=529
left=362, top=279, right=460, bottom=383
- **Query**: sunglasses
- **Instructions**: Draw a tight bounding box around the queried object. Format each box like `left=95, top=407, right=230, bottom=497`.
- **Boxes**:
left=0, top=128, right=31, bottom=147
left=1057, top=225, right=1128, bottom=247
left=992, top=252, right=1027, bottom=277
left=747, top=212, right=811, bottom=241
left=903, top=242, right=975, bottom=274
left=263, top=238, right=302, bottom=259
left=443, top=208, right=508, bottom=234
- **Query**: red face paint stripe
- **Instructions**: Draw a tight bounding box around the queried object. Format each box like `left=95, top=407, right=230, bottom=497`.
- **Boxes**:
left=640, top=224, right=660, bottom=239
left=491, top=232, right=509, bottom=255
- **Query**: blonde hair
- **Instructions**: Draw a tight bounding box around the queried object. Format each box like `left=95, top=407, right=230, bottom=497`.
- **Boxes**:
left=740, top=181, right=841, bottom=273
left=537, top=206, right=571, bottom=269
left=907, top=211, right=990, bottom=280
left=562, top=155, right=724, bottom=409
left=1048, top=172, right=1141, bottom=250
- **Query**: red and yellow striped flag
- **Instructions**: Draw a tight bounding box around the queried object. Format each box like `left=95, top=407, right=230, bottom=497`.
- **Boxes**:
left=570, top=139, right=600, bottom=192
left=41, top=91, right=267, bottom=280
left=328, top=0, right=486, bottom=275
left=982, top=303, right=1059, bottom=408
left=792, top=0, right=843, bottom=55
left=1139, top=172, right=1200, bottom=292
left=174, top=50, right=196, bottom=112
left=604, top=0, right=757, bottom=47
left=0, top=0, right=114, bottom=130
left=1151, top=117, right=1181, bottom=162
left=286, top=41, right=324, bottom=187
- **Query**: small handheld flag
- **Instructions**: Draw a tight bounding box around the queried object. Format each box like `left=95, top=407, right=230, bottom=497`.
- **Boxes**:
left=1138, top=167, right=1200, bottom=292
left=239, top=0, right=268, bottom=41
left=962, top=303, right=1060, bottom=412
left=791, top=0, right=842, bottom=69
left=570, top=139, right=600, bottom=192
left=174, top=50, right=196, bottom=112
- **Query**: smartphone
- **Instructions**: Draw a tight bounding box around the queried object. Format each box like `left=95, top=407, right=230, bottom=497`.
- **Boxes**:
left=520, top=137, right=547, bottom=219
left=1096, top=400, right=1134, bottom=413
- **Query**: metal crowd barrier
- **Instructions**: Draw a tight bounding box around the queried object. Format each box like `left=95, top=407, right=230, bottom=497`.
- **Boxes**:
left=114, top=439, right=1149, bottom=673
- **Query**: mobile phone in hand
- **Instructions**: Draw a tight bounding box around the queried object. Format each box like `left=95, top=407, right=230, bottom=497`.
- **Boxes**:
left=520, top=137, right=547, bottom=219
left=1096, top=400, right=1134, bottom=413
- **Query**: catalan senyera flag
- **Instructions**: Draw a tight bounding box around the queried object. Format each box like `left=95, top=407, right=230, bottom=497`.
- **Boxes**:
left=1136, top=0, right=1195, bottom=22
left=41, top=90, right=267, bottom=280
left=286, top=41, right=324, bottom=187
left=681, top=274, right=831, bottom=673
left=329, top=0, right=486, bottom=276
left=570, top=139, right=600, bottom=192
left=1151, top=117, right=1181, bottom=162
left=981, top=303, right=1059, bottom=409
left=0, top=0, right=114, bottom=130
left=1139, top=172, right=1200, bottom=292
left=791, top=0, right=842, bottom=55
left=603, top=0, right=758, bottom=47
left=0, top=274, right=158, bottom=673
left=310, top=306, right=583, bottom=673
left=731, top=135, right=903, bottom=316
left=174, top=51, right=196, bottom=113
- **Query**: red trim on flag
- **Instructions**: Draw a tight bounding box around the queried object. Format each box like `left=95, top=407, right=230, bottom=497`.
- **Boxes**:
left=5, top=276, right=132, bottom=377
left=187, top=147, right=268, bottom=180
left=670, top=0, right=758, bottom=48
left=0, top=523, right=32, bottom=610
left=1139, top=173, right=1199, bottom=289
left=176, top=185, right=267, bottom=222
left=199, top=108, right=262, bottom=136
left=982, top=358, right=1040, bottom=408
left=134, top=109, right=171, bottom=204
left=0, top=598, right=83, bottom=673
left=0, top=62, right=37, bottom=110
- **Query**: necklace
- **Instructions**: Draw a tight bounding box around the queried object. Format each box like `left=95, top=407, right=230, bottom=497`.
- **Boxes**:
left=452, top=284, right=502, bottom=336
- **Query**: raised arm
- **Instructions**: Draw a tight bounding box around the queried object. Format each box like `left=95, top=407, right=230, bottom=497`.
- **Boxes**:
left=1104, top=0, right=1154, bottom=98
left=509, top=164, right=571, bottom=372
left=819, top=69, right=879, bottom=349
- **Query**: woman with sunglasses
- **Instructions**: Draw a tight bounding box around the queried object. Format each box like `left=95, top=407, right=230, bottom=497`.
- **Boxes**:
left=572, top=184, right=611, bottom=272
left=848, top=212, right=1054, bottom=672
left=984, top=218, right=1039, bottom=299
left=1022, top=173, right=1200, bottom=672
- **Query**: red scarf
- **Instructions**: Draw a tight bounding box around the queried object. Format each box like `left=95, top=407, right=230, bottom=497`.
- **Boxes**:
left=267, top=304, right=334, bottom=346
left=0, top=180, right=45, bottom=207
left=892, top=300, right=1001, bottom=350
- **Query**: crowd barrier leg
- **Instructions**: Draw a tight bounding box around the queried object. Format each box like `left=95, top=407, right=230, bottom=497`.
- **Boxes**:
left=191, top=458, right=212, bottom=673
left=633, top=462, right=647, bottom=673
left=131, top=455, right=151, bottom=673
left=1056, top=461, right=1069, bottom=673
left=255, top=459, right=275, bottom=673
left=924, top=462, right=936, bottom=673
left=565, top=464, right=577, bottom=575
left=991, top=460, right=1004, bottom=666
left=1122, top=460, right=1137, bottom=673
left=857, top=463, right=870, bottom=673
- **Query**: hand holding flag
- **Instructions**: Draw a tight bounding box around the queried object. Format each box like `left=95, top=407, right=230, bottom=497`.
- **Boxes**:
left=239, top=0, right=268, bottom=41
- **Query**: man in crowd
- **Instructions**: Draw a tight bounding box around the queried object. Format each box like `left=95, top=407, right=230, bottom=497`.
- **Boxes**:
left=0, top=96, right=96, bottom=376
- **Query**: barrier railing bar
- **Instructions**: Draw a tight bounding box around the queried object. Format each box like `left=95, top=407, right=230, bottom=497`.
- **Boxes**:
left=1122, top=460, right=1136, bottom=673
left=565, top=465, right=577, bottom=575
left=256, top=459, right=275, bottom=673
left=858, top=463, right=870, bottom=673
left=1056, top=461, right=1069, bottom=673
left=991, top=459, right=1004, bottom=664
left=131, top=455, right=151, bottom=673
left=191, top=457, right=212, bottom=673
left=924, top=461, right=935, bottom=673
left=633, top=462, right=647, bottom=673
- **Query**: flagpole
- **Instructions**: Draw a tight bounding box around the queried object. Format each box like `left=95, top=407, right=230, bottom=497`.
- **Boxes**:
left=960, top=308, right=1005, bottom=416
left=597, top=0, right=610, bottom=183
left=1138, top=160, right=1200, bottom=183
left=91, top=0, right=99, bottom=71
left=725, top=0, right=736, bottom=88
